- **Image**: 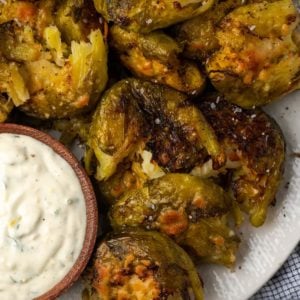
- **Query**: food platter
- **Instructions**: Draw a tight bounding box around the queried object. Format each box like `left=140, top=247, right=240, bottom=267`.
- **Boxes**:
left=60, top=91, right=300, bottom=300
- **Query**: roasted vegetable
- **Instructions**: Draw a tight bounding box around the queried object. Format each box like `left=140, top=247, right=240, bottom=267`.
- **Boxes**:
left=206, top=0, right=300, bottom=107
left=84, top=229, right=204, bottom=300
left=175, top=0, right=245, bottom=60
left=93, top=0, right=215, bottom=33
left=110, top=26, right=205, bottom=95
left=110, top=174, right=239, bottom=267
left=197, top=95, right=285, bottom=227
left=0, top=0, right=108, bottom=119
left=85, top=79, right=224, bottom=200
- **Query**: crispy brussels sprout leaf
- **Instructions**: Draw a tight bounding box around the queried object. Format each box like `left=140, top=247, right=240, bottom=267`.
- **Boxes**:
left=198, top=95, right=285, bottom=226
left=85, top=79, right=224, bottom=185
left=110, top=26, right=205, bottom=95
left=206, top=0, right=300, bottom=107
left=110, top=174, right=239, bottom=267
left=85, top=229, right=204, bottom=300
left=93, top=0, right=215, bottom=33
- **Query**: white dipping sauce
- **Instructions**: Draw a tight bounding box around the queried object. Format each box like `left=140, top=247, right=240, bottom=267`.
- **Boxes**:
left=0, top=133, right=86, bottom=300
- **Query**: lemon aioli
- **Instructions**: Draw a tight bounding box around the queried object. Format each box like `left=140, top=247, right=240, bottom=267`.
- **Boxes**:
left=0, top=133, right=86, bottom=299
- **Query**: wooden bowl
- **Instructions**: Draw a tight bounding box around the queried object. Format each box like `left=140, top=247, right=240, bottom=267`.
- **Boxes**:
left=0, top=123, right=98, bottom=300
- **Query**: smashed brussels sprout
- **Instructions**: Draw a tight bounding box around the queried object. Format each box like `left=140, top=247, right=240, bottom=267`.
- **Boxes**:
left=93, top=0, right=215, bottom=33
left=206, top=0, right=300, bottom=107
left=84, top=229, right=204, bottom=300
left=198, top=95, right=285, bottom=227
left=0, top=0, right=108, bottom=119
left=110, top=26, right=205, bottom=95
left=85, top=79, right=224, bottom=200
left=110, top=174, right=239, bottom=267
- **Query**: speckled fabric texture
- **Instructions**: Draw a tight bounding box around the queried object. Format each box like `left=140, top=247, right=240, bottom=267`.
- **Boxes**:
left=251, top=244, right=300, bottom=300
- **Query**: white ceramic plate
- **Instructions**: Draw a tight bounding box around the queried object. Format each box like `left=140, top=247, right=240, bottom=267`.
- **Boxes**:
left=59, top=91, right=300, bottom=300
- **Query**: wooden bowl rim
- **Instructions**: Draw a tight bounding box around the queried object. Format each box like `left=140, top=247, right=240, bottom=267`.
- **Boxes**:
left=0, top=123, right=98, bottom=300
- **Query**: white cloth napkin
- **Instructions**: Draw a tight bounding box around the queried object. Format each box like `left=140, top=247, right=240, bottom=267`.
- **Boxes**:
left=251, top=244, right=300, bottom=299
